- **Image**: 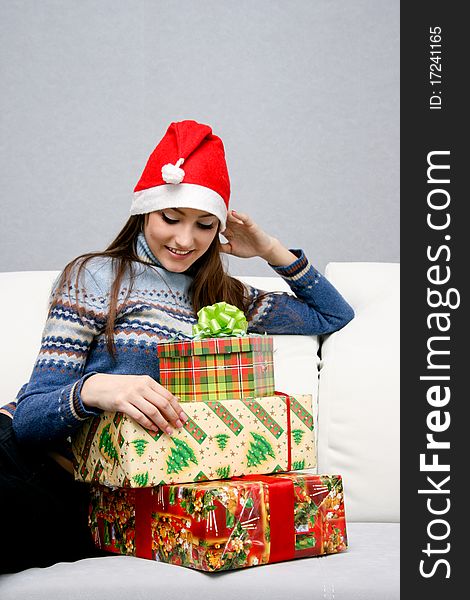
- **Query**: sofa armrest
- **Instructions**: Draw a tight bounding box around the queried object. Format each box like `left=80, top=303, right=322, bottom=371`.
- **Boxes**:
left=318, top=262, right=400, bottom=522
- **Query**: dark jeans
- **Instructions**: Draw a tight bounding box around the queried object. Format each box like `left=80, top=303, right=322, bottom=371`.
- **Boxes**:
left=0, top=414, right=108, bottom=574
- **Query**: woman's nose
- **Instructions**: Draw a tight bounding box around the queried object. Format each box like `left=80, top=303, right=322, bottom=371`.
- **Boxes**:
left=173, top=224, right=194, bottom=249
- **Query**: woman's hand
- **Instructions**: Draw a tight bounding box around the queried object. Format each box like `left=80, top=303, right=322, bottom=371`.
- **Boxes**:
left=81, top=374, right=187, bottom=435
left=220, top=210, right=298, bottom=266
left=220, top=210, right=276, bottom=259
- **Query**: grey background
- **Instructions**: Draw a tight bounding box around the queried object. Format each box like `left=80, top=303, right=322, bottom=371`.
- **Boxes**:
left=0, top=0, right=399, bottom=276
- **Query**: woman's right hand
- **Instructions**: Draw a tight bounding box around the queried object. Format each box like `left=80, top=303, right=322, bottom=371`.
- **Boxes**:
left=81, top=374, right=187, bottom=435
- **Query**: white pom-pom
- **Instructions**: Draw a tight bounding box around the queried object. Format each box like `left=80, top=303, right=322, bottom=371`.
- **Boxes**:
left=162, top=158, right=185, bottom=184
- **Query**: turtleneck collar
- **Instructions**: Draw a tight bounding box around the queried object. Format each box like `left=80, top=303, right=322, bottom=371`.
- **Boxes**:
left=135, top=231, right=164, bottom=268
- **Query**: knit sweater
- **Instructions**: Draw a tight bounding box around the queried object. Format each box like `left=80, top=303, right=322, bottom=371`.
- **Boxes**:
left=7, top=233, right=354, bottom=446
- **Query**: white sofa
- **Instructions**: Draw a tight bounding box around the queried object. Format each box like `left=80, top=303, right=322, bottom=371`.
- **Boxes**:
left=0, top=262, right=400, bottom=599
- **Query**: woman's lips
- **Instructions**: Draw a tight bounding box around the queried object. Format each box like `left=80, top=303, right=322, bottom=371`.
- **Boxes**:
left=165, top=246, right=194, bottom=259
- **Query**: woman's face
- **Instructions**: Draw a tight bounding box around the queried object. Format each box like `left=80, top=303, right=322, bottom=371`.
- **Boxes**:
left=144, top=207, right=219, bottom=273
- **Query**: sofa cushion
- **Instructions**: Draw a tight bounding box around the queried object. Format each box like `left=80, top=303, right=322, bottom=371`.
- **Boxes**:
left=317, top=263, right=400, bottom=522
left=0, top=271, right=59, bottom=403
left=0, top=523, right=399, bottom=599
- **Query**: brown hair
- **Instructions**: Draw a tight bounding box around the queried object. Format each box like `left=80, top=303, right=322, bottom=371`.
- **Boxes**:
left=52, top=215, right=248, bottom=357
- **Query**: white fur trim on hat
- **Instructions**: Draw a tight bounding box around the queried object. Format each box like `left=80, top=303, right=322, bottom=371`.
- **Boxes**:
left=130, top=183, right=228, bottom=231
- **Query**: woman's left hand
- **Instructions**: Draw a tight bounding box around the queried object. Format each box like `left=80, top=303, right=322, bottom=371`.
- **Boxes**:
left=219, top=210, right=276, bottom=260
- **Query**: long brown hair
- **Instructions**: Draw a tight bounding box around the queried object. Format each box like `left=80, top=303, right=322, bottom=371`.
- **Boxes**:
left=52, top=215, right=248, bottom=357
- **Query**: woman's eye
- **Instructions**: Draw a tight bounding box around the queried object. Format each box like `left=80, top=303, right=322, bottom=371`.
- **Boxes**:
left=161, top=212, right=179, bottom=224
left=197, top=222, right=215, bottom=230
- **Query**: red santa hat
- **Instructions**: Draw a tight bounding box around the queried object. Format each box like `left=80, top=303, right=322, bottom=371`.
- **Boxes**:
left=131, top=120, right=230, bottom=231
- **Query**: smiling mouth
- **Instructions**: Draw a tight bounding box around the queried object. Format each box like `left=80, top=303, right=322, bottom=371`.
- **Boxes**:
left=166, top=246, right=194, bottom=256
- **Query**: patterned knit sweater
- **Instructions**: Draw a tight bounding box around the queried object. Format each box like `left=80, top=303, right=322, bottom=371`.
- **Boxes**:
left=6, top=233, right=354, bottom=447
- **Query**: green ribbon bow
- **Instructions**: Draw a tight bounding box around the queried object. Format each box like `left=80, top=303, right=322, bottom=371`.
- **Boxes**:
left=192, top=302, right=248, bottom=339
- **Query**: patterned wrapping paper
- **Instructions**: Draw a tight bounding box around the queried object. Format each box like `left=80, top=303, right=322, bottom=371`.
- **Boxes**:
left=88, top=473, right=347, bottom=571
left=157, top=335, right=275, bottom=402
left=72, top=394, right=315, bottom=487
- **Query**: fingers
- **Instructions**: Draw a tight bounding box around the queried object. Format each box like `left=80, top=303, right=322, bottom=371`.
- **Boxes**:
left=135, top=394, right=183, bottom=435
left=115, top=376, right=189, bottom=436
left=219, top=242, right=232, bottom=255
left=149, top=379, right=188, bottom=424
left=140, top=390, right=183, bottom=433
left=230, top=209, right=252, bottom=224
left=122, top=392, right=185, bottom=436
left=121, top=401, right=169, bottom=435
left=227, top=210, right=245, bottom=224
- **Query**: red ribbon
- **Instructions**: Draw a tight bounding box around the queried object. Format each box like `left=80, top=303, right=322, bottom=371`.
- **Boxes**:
left=275, top=390, right=292, bottom=471
left=236, top=474, right=295, bottom=563
left=134, top=488, right=154, bottom=559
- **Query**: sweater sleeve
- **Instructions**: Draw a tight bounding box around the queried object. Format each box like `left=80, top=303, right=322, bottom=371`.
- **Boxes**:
left=245, top=249, right=354, bottom=335
left=12, top=260, right=110, bottom=446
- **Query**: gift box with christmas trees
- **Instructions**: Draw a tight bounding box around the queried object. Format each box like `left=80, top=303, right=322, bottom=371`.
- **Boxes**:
left=157, top=303, right=275, bottom=402
left=72, top=393, right=316, bottom=487
left=88, top=472, right=347, bottom=571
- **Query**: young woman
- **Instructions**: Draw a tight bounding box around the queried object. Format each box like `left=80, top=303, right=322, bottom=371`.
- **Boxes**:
left=0, top=120, right=354, bottom=573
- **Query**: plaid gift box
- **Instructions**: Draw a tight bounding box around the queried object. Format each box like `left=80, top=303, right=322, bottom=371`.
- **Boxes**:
left=72, top=393, right=316, bottom=487
left=157, top=335, right=275, bottom=401
left=89, top=473, right=347, bottom=571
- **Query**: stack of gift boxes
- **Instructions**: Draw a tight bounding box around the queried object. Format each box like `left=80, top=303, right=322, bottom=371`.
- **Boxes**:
left=72, top=303, right=347, bottom=572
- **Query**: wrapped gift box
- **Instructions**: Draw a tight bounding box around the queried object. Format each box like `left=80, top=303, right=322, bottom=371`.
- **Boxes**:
left=89, top=473, right=347, bottom=571
left=157, top=335, right=275, bottom=402
left=72, top=394, right=315, bottom=487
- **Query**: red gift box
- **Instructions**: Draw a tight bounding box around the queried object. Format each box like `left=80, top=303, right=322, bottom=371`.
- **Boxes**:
left=89, top=473, right=347, bottom=571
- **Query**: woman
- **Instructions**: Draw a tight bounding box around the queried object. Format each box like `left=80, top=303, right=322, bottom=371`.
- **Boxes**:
left=0, top=120, right=354, bottom=572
